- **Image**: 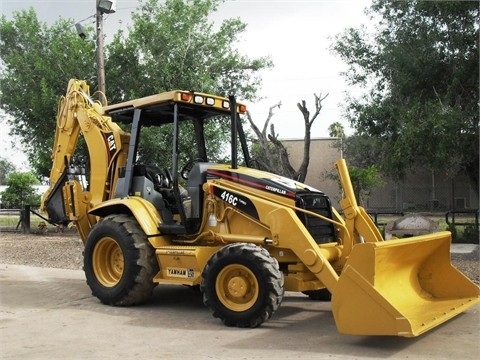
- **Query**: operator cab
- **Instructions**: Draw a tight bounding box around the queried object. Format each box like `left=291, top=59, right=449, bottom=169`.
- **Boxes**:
left=104, top=91, right=249, bottom=235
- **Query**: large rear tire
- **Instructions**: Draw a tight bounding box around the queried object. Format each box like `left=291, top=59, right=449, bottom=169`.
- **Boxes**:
left=201, top=243, right=284, bottom=328
left=84, top=214, right=159, bottom=306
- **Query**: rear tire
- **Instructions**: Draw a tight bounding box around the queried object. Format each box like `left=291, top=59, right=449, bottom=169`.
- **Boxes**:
left=201, top=243, right=284, bottom=328
left=84, top=214, right=159, bottom=306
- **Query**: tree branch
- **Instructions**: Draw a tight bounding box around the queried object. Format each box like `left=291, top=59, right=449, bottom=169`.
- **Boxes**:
left=262, top=101, right=281, bottom=136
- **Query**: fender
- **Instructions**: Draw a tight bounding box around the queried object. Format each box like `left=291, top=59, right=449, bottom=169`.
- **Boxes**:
left=89, top=196, right=162, bottom=237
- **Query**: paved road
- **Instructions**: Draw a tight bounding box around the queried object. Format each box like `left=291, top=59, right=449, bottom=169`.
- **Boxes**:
left=0, top=263, right=479, bottom=360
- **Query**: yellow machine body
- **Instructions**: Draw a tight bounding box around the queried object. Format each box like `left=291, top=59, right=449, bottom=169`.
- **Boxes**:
left=332, top=231, right=479, bottom=336
left=42, top=79, right=479, bottom=337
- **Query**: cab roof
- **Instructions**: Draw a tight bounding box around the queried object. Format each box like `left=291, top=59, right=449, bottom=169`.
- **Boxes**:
left=102, top=90, right=246, bottom=125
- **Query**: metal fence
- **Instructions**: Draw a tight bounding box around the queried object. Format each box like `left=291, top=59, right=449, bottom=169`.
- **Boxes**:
left=365, top=170, right=478, bottom=213
left=0, top=206, right=59, bottom=234
left=1, top=203, right=477, bottom=241
left=0, top=208, right=26, bottom=232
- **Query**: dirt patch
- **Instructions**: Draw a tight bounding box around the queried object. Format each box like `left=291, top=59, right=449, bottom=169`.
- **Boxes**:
left=0, top=231, right=478, bottom=285
left=0, top=232, right=84, bottom=270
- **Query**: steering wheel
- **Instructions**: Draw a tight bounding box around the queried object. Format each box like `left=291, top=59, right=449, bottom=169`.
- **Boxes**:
left=163, top=168, right=173, bottom=186
left=181, top=158, right=203, bottom=180
left=154, top=169, right=173, bottom=188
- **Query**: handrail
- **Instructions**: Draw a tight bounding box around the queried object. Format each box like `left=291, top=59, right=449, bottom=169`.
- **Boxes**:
left=445, top=209, right=479, bottom=228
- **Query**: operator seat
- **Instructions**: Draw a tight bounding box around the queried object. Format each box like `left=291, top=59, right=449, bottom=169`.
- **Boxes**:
left=114, top=164, right=173, bottom=217
left=157, top=162, right=213, bottom=235
left=186, top=162, right=214, bottom=221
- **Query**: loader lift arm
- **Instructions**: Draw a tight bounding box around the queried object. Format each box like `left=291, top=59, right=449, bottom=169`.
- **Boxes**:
left=284, top=159, right=480, bottom=337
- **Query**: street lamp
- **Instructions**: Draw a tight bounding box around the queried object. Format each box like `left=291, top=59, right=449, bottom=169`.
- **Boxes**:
left=97, top=0, right=116, bottom=13
left=96, top=0, right=116, bottom=105
left=75, top=23, right=87, bottom=40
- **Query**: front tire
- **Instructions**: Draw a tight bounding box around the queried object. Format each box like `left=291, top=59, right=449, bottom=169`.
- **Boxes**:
left=201, top=243, right=284, bottom=328
left=84, top=214, right=158, bottom=306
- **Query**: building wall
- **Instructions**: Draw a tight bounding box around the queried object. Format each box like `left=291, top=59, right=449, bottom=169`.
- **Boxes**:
left=282, top=138, right=479, bottom=212
left=283, top=138, right=342, bottom=208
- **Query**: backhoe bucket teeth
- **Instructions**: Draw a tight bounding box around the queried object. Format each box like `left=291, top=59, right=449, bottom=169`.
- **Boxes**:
left=331, top=231, right=479, bottom=337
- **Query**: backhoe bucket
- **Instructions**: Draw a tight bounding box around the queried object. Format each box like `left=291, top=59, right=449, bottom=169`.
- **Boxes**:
left=331, top=231, right=479, bottom=337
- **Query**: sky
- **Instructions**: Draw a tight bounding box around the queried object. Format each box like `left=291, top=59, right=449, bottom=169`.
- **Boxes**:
left=0, top=0, right=371, bottom=170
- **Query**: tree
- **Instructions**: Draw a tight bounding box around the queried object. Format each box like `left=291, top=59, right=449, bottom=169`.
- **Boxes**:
left=328, top=122, right=345, bottom=139
left=0, top=157, right=16, bottom=185
left=332, top=1, right=479, bottom=193
left=0, top=0, right=271, bottom=177
left=324, top=128, right=383, bottom=205
left=0, top=172, right=40, bottom=208
left=0, top=9, right=97, bottom=177
left=347, top=165, right=382, bottom=206
left=104, top=0, right=272, bottom=166
left=248, top=93, right=328, bottom=183
left=106, top=0, right=270, bottom=102
left=328, top=121, right=346, bottom=158
left=247, top=102, right=290, bottom=175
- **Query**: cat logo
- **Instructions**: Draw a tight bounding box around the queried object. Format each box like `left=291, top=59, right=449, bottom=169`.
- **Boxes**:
left=103, top=132, right=117, bottom=162
left=107, top=134, right=116, bottom=151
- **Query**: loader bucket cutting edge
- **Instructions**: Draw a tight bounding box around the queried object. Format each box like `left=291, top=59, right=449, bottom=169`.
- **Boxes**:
left=331, top=231, right=480, bottom=337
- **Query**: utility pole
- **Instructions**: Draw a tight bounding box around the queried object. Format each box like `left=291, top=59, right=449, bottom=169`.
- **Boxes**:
left=75, top=1, right=115, bottom=105
left=95, top=0, right=116, bottom=105
left=96, top=7, right=106, bottom=104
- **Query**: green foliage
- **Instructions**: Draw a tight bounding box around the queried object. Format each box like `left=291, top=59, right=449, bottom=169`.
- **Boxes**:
left=0, top=0, right=271, bottom=178
left=348, top=165, right=383, bottom=205
left=0, top=172, right=40, bottom=208
left=106, top=0, right=271, bottom=102
left=325, top=164, right=382, bottom=206
left=0, top=157, right=16, bottom=185
left=135, top=116, right=231, bottom=168
left=250, top=140, right=287, bottom=174
left=0, top=9, right=97, bottom=177
left=332, top=1, right=479, bottom=191
left=461, top=225, right=479, bottom=244
left=446, top=223, right=479, bottom=244
left=105, top=0, right=271, bottom=166
left=343, top=135, right=386, bottom=169
left=328, top=122, right=345, bottom=139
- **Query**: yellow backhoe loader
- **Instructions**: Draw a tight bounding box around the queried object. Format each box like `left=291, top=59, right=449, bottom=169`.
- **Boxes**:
left=42, top=79, right=479, bottom=337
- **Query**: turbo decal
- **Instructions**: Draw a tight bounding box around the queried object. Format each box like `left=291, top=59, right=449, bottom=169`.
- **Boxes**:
left=211, top=186, right=259, bottom=220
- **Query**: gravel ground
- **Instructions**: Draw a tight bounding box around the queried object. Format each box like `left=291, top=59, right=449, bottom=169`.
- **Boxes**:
left=0, top=231, right=478, bottom=285
left=0, top=232, right=84, bottom=270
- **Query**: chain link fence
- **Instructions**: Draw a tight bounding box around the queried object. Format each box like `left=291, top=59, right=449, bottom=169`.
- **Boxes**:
left=364, top=170, right=478, bottom=243
left=366, top=169, right=478, bottom=212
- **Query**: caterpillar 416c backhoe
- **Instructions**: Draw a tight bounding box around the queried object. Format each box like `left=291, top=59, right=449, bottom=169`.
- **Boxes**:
left=42, top=79, right=479, bottom=337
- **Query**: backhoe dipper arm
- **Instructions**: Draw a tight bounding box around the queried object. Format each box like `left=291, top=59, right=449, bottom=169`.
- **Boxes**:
left=41, top=79, right=128, bottom=239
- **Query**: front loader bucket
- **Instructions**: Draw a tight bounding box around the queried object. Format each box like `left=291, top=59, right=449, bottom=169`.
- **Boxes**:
left=331, top=231, right=479, bottom=337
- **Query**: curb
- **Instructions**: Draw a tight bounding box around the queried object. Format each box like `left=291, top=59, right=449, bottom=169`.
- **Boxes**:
left=451, top=244, right=479, bottom=254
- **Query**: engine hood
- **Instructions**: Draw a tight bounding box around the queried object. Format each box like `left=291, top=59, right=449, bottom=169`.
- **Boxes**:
left=206, top=164, right=325, bottom=199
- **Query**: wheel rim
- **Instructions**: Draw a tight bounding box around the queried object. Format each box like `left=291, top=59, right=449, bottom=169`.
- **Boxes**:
left=216, top=264, right=259, bottom=312
left=93, top=237, right=124, bottom=287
